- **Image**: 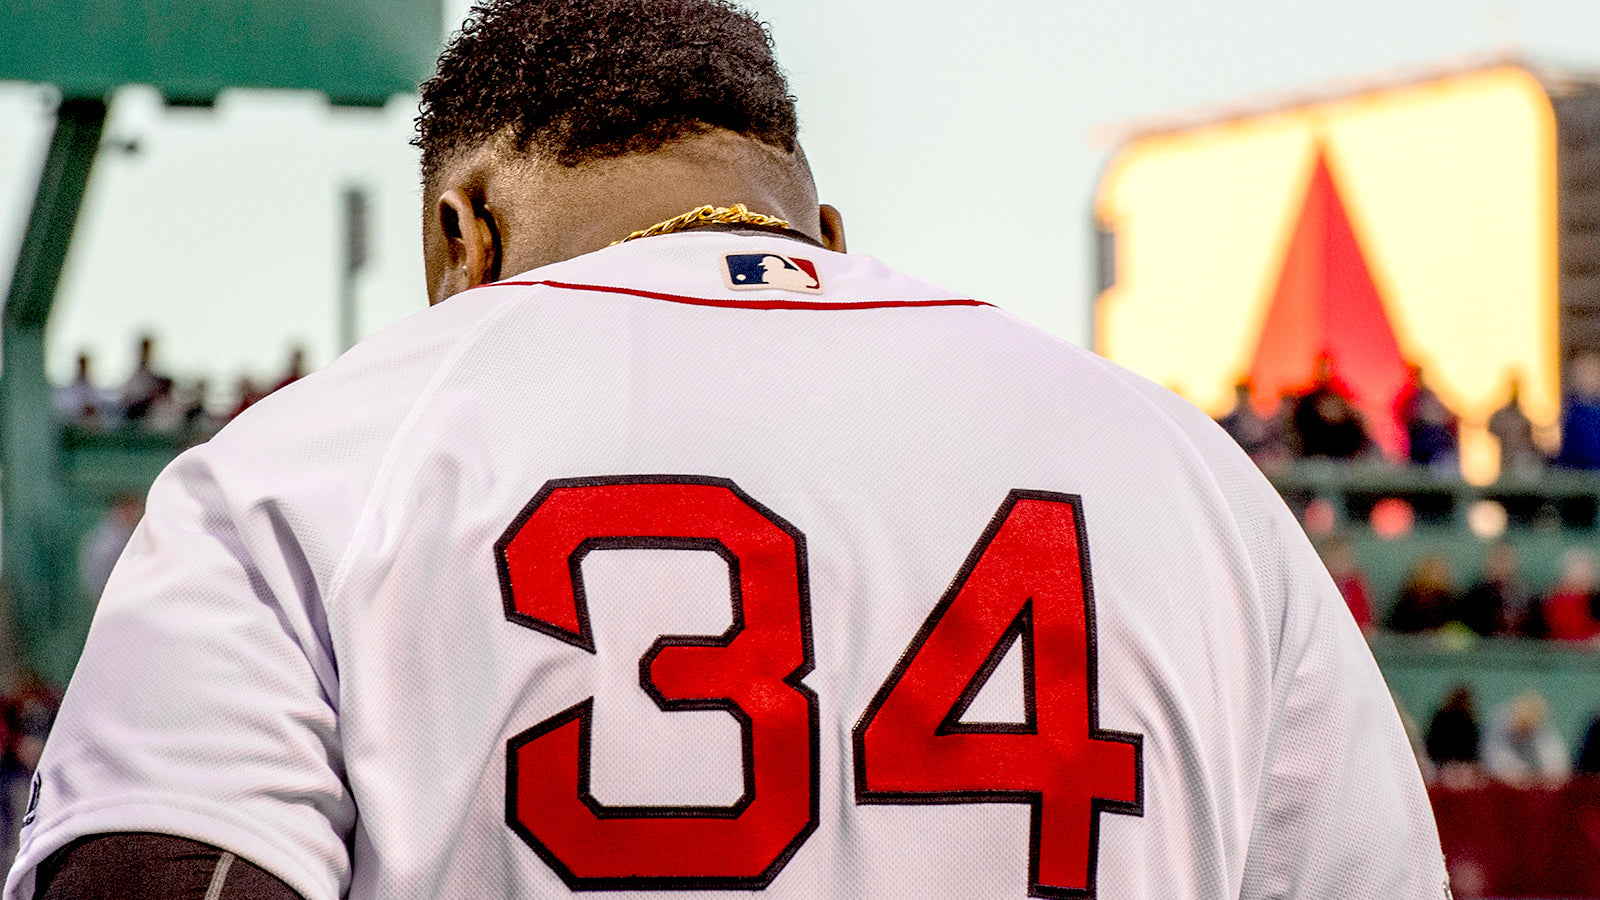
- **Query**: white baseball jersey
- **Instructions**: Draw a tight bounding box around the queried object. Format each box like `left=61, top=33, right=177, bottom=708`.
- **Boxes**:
left=7, top=231, right=1445, bottom=899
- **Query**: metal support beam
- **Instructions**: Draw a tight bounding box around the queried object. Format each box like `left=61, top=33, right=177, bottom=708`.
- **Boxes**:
left=2, top=96, right=108, bottom=683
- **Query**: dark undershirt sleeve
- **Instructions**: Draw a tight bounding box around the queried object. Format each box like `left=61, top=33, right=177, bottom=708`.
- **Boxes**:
left=34, top=832, right=306, bottom=900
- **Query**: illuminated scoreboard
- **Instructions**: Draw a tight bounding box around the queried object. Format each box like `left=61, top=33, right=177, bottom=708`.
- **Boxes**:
left=1094, top=64, right=1600, bottom=482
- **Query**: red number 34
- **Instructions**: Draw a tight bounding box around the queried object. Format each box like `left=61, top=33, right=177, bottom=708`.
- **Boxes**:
left=496, top=477, right=1143, bottom=898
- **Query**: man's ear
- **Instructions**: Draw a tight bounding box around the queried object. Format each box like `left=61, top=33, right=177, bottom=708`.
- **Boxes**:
left=430, top=189, right=501, bottom=303
left=819, top=204, right=846, bottom=253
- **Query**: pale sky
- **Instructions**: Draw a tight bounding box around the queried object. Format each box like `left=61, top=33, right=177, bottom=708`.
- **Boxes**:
left=5, top=0, right=1600, bottom=403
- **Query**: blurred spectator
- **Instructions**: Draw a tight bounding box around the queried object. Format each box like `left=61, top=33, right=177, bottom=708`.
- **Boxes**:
left=1216, top=380, right=1285, bottom=463
left=1317, top=534, right=1374, bottom=632
left=1460, top=541, right=1542, bottom=638
left=1576, top=708, right=1600, bottom=776
left=1483, top=691, right=1570, bottom=787
left=1385, top=551, right=1462, bottom=634
left=1489, top=376, right=1543, bottom=478
left=272, top=345, right=308, bottom=394
left=183, top=379, right=210, bottom=427
left=1426, top=686, right=1482, bottom=787
left=1542, top=548, right=1600, bottom=642
left=1393, top=363, right=1422, bottom=428
left=231, top=376, right=265, bottom=420
left=118, top=333, right=167, bottom=425
left=5, top=673, right=58, bottom=772
left=181, top=379, right=221, bottom=444
left=1395, top=365, right=1458, bottom=470
left=79, top=493, right=143, bottom=602
left=0, top=670, right=61, bottom=851
left=1556, top=352, right=1600, bottom=470
left=1288, top=355, right=1374, bottom=460
left=130, top=375, right=183, bottom=434
left=53, top=352, right=110, bottom=429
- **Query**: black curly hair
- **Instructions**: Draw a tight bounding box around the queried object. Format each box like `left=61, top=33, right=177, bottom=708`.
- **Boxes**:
left=415, top=0, right=800, bottom=186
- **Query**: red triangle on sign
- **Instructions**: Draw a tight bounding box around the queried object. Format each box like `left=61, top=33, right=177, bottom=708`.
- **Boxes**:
left=1246, top=147, right=1410, bottom=458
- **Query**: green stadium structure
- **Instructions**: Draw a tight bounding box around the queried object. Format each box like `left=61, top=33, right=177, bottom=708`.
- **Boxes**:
left=0, top=0, right=441, bottom=105
left=0, top=0, right=442, bottom=682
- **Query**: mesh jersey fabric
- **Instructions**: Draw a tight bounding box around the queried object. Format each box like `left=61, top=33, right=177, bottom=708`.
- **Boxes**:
left=5, top=231, right=1445, bottom=900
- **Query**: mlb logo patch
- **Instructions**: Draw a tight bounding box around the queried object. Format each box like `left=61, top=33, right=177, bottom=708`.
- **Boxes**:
left=724, top=253, right=823, bottom=293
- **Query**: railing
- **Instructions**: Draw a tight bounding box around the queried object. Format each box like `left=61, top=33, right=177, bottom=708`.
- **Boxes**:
left=1267, top=459, right=1600, bottom=529
left=58, top=425, right=185, bottom=500
left=1371, top=635, right=1600, bottom=749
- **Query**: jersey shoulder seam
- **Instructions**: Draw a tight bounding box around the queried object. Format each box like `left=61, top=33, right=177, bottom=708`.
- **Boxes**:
left=321, top=294, right=529, bottom=617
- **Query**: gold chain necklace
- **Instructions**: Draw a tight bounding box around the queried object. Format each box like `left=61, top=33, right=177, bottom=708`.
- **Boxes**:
left=612, top=204, right=791, bottom=245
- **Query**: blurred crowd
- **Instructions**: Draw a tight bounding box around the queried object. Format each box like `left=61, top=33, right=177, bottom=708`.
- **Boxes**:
left=53, top=334, right=308, bottom=445
left=1410, top=685, right=1600, bottom=790
left=1319, top=535, right=1600, bottom=641
left=1214, top=353, right=1600, bottom=474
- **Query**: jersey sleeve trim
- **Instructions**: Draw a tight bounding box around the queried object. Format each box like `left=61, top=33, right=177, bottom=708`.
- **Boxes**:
left=35, top=834, right=303, bottom=900
left=14, top=795, right=338, bottom=900
left=481, top=279, right=992, bottom=312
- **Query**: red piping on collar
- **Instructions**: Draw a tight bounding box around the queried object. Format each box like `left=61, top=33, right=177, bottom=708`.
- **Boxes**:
left=479, top=279, right=992, bottom=312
